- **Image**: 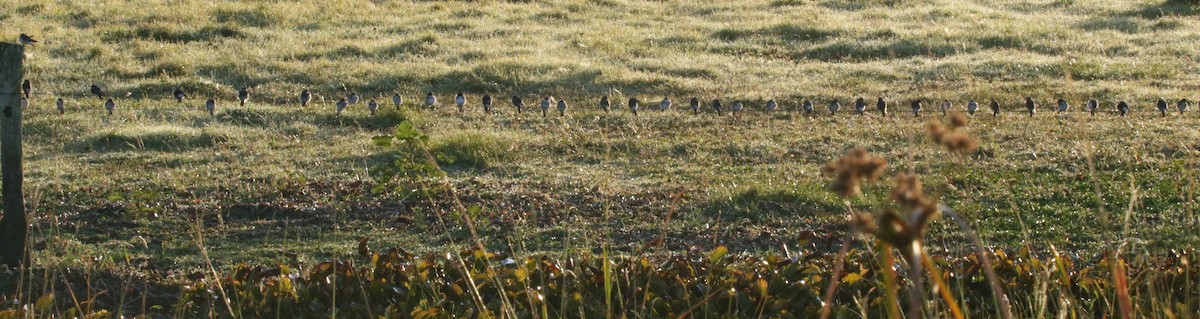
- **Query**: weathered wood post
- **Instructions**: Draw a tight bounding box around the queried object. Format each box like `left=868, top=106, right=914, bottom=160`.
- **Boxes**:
left=0, top=42, right=27, bottom=269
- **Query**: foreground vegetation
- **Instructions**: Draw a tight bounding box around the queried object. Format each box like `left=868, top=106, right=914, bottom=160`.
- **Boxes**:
left=2, top=0, right=1199, bottom=317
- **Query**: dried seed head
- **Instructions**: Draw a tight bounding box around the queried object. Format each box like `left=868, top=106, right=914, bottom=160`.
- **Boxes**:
left=948, top=111, right=969, bottom=129
left=889, top=173, right=936, bottom=214
left=823, top=148, right=888, bottom=197
left=849, top=212, right=877, bottom=235
left=942, top=132, right=978, bottom=156
left=926, top=121, right=946, bottom=143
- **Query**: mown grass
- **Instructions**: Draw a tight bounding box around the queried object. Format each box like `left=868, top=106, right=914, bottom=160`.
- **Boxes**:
left=3, top=0, right=1200, bottom=316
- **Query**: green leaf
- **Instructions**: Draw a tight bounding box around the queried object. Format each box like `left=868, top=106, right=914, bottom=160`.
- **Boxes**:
left=371, top=135, right=394, bottom=147
left=395, top=121, right=420, bottom=140
left=708, top=245, right=728, bottom=264
left=466, top=205, right=482, bottom=217
left=35, top=293, right=54, bottom=312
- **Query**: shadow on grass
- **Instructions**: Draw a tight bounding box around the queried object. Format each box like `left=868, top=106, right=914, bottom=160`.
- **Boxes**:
left=71, top=125, right=229, bottom=153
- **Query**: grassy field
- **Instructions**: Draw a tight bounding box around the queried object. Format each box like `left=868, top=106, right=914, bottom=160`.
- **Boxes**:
left=3, top=0, right=1200, bottom=317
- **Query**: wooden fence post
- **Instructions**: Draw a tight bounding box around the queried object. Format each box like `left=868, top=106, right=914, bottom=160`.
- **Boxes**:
left=0, top=42, right=27, bottom=270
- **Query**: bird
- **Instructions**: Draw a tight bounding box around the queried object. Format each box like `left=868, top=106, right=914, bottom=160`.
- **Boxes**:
left=600, top=95, right=610, bottom=113
left=368, top=99, right=379, bottom=115
left=540, top=96, right=552, bottom=117
left=690, top=97, right=700, bottom=115
left=853, top=97, right=865, bottom=115
left=712, top=99, right=723, bottom=114
left=828, top=99, right=841, bottom=115
left=1087, top=99, right=1099, bottom=116
left=1157, top=98, right=1168, bottom=117
left=455, top=92, right=466, bottom=112
left=1117, top=100, right=1130, bottom=117
left=300, top=89, right=312, bottom=107
left=18, top=34, right=37, bottom=46
left=104, top=98, right=115, bottom=115
left=660, top=97, right=671, bottom=111
left=90, top=84, right=105, bottom=99
left=174, top=88, right=186, bottom=103
left=1178, top=99, right=1189, bottom=114
left=876, top=97, right=887, bottom=117
left=56, top=98, right=64, bottom=115
left=989, top=99, right=1000, bottom=117
left=802, top=100, right=814, bottom=115
left=766, top=99, right=778, bottom=112
left=205, top=98, right=216, bottom=116
left=238, top=87, right=249, bottom=106
left=911, top=99, right=922, bottom=117
left=940, top=100, right=952, bottom=116
left=557, top=99, right=568, bottom=116
left=348, top=92, right=360, bottom=104
left=1055, top=99, right=1069, bottom=114
left=424, top=92, right=437, bottom=109
left=512, top=95, right=524, bottom=114
left=482, top=94, right=493, bottom=113
left=629, top=97, right=640, bottom=116
left=967, top=100, right=978, bottom=115
left=731, top=100, right=744, bottom=115
left=21, top=79, right=31, bottom=99
left=336, top=98, right=347, bottom=115
left=392, top=93, right=403, bottom=109
left=1025, top=97, right=1036, bottom=116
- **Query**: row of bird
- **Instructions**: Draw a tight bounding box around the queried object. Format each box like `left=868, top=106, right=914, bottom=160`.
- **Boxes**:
left=18, top=82, right=1196, bottom=118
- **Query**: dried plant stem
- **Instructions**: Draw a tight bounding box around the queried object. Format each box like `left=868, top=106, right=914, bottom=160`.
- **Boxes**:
left=920, top=252, right=964, bottom=319
left=878, top=242, right=902, bottom=319
left=942, top=206, right=1012, bottom=319
left=818, top=236, right=852, bottom=319
left=903, top=242, right=926, bottom=319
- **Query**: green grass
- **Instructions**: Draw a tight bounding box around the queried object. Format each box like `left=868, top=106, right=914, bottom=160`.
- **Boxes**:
left=3, top=0, right=1200, bottom=316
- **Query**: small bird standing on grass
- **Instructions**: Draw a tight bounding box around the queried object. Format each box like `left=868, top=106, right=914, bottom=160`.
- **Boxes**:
left=482, top=94, right=493, bottom=113
left=940, top=100, right=952, bottom=116
left=1157, top=98, right=1168, bottom=117
left=828, top=99, right=841, bottom=115
left=1178, top=99, right=1189, bottom=114
left=238, top=87, right=249, bottom=106
left=967, top=100, right=978, bottom=115
left=104, top=98, right=115, bottom=115
left=690, top=97, right=700, bottom=114
left=802, top=100, right=814, bottom=115
left=660, top=97, right=671, bottom=111
left=91, top=84, right=105, bottom=99
left=56, top=98, right=64, bottom=115
left=336, top=98, right=347, bottom=115
left=989, top=99, right=1000, bottom=117
left=911, top=99, right=922, bottom=117
left=876, top=97, right=887, bottom=117
left=425, top=92, right=437, bottom=109
left=205, top=98, right=216, bottom=116
left=731, top=100, right=744, bottom=116
left=1025, top=97, right=1036, bottom=116
left=1087, top=99, right=1099, bottom=116
left=766, top=99, right=778, bottom=112
left=629, top=97, right=640, bottom=116
left=557, top=99, right=568, bottom=116
left=540, top=96, right=552, bottom=117
left=19, top=34, right=37, bottom=46
left=455, top=92, right=466, bottom=112
left=368, top=99, right=379, bottom=115
left=1056, top=99, right=1069, bottom=114
left=392, top=93, right=403, bottom=109
left=600, top=95, right=610, bottom=113
left=1118, top=100, right=1130, bottom=117
left=712, top=99, right=723, bottom=114
left=300, top=89, right=311, bottom=107
left=348, top=92, right=360, bottom=104
left=512, top=95, right=524, bottom=114
left=21, top=79, right=31, bottom=99
left=853, top=97, right=865, bottom=115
